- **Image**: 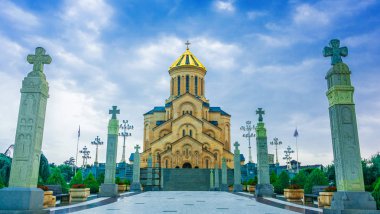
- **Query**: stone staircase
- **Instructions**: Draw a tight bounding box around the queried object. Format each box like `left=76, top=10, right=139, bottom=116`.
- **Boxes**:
left=162, top=169, right=211, bottom=191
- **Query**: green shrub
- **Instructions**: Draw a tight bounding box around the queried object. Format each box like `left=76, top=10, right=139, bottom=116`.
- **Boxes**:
left=69, top=170, right=83, bottom=187
left=304, top=168, right=328, bottom=194
left=291, top=170, right=307, bottom=189
left=115, top=177, right=121, bottom=185
left=84, top=172, right=99, bottom=193
left=46, top=168, right=68, bottom=193
left=125, top=180, right=130, bottom=185
left=247, top=178, right=256, bottom=185
left=372, top=177, right=380, bottom=210
left=0, top=179, right=4, bottom=189
left=270, top=171, right=277, bottom=184
left=274, top=171, right=289, bottom=194
left=97, top=173, right=105, bottom=184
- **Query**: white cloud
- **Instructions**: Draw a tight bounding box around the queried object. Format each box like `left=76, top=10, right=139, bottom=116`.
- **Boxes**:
left=0, top=1, right=39, bottom=29
left=247, top=11, right=266, bottom=21
left=214, top=0, right=235, bottom=12
left=293, top=4, right=330, bottom=27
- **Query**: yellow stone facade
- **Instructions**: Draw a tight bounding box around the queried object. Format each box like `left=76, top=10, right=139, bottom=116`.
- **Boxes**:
left=141, top=47, right=234, bottom=169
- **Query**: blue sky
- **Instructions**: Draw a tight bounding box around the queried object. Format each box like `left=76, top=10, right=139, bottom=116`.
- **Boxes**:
left=0, top=0, right=379, bottom=166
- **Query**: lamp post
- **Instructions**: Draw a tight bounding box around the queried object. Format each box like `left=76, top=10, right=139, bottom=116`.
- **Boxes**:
left=119, top=120, right=133, bottom=163
left=79, top=146, right=91, bottom=167
left=91, top=136, right=103, bottom=165
left=270, top=137, right=282, bottom=164
left=240, top=121, right=254, bottom=163
left=283, top=146, right=294, bottom=170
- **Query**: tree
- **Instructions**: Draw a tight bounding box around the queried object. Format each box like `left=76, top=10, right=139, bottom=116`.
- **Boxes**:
left=372, top=177, right=380, bottom=210
left=70, top=170, right=83, bottom=187
left=270, top=171, right=277, bottom=184
left=291, top=170, right=307, bottom=189
left=0, top=154, right=11, bottom=186
left=97, top=173, right=105, bottom=184
left=47, top=167, right=68, bottom=193
left=58, top=164, right=75, bottom=183
left=325, top=164, right=336, bottom=185
left=274, top=171, right=289, bottom=194
left=84, top=172, right=99, bottom=193
left=304, top=168, right=328, bottom=194
left=39, top=153, right=50, bottom=184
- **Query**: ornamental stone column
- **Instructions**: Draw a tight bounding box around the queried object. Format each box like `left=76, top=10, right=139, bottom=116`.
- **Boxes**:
left=0, top=47, right=51, bottom=212
left=233, top=141, right=243, bottom=192
left=255, top=108, right=274, bottom=197
left=99, top=106, right=120, bottom=197
left=221, top=157, right=228, bottom=191
left=131, top=144, right=142, bottom=192
left=322, top=39, right=378, bottom=213
left=209, top=169, right=214, bottom=191
left=214, top=161, right=220, bottom=191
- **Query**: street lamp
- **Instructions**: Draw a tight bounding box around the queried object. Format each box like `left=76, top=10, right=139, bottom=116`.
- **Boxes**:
left=79, top=146, right=91, bottom=167
left=283, top=145, right=294, bottom=170
left=91, top=136, right=103, bottom=165
left=119, top=120, right=133, bottom=163
left=270, top=137, right=282, bottom=164
left=240, top=121, right=255, bottom=163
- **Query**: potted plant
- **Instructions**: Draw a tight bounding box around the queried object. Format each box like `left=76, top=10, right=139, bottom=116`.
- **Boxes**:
left=125, top=180, right=131, bottom=191
left=38, top=185, right=56, bottom=208
left=116, top=177, right=127, bottom=192
left=318, top=186, right=336, bottom=208
left=247, top=179, right=256, bottom=193
left=284, top=184, right=304, bottom=202
left=228, top=184, right=233, bottom=192
left=242, top=181, right=248, bottom=192
left=69, top=171, right=90, bottom=202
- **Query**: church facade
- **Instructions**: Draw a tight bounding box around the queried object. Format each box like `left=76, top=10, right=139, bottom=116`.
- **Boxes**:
left=141, top=46, right=234, bottom=169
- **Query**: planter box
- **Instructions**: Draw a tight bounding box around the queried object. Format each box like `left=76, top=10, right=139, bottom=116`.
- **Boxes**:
left=248, top=185, right=256, bottom=193
left=318, top=192, right=334, bottom=208
left=118, top=184, right=127, bottom=192
left=228, top=186, right=233, bottom=192
left=43, top=191, right=56, bottom=208
left=243, top=185, right=247, bottom=192
left=284, top=189, right=304, bottom=202
left=126, top=185, right=130, bottom=191
left=69, top=188, right=90, bottom=202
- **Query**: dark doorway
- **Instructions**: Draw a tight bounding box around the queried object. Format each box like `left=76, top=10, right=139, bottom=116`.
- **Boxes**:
left=182, top=162, right=192, bottom=168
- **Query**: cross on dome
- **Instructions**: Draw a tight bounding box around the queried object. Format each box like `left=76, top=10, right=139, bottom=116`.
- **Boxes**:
left=185, top=40, right=191, bottom=50
left=134, top=144, right=140, bottom=152
left=234, top=141, right=240, bottom=149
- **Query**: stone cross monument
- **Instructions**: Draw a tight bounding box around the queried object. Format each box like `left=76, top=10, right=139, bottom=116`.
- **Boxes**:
left=233, top=141, right=243, bottom=192
left=131, top=144, right=142, bottom=192
left=99, top=106, right=120, bottom=197
left=322, top=39, right=378, bottom=213
left=255, top=108, right=274, bottom=197
left=221, top=157, right=228, bottom=191
left=0, top=47, right=51, bottom=212
left=214, top=161, right=220, bottom=191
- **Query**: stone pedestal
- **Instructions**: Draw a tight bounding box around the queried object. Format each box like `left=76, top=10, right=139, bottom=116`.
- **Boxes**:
left=99, top=184, right=119, bottom=198
left=256, top=184, right=274, bottom=197
left=322, top=40, right=378, bottom=213
left=0, top=47, right=51, bottom=212
left=255, top=109, right=274, bottom=197
left=99, top=106, right=120, bottom=197
left=233, top=142, right=243, bottom=192
left=221, top=157, right=228, bottom=192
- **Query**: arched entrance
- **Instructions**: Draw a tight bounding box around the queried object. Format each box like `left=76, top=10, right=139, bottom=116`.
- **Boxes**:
left=182, top=162, right=192, bottom=168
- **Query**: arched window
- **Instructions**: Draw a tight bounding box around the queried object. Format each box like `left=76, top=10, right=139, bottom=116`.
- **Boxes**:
left=190, top=130, right=193, bottom=137
left=190, top=111, right=192, bottom=115
left=177, top=76, right=181, bottom=95
left=182, top=130, right=186, bottom=137
left=195, top=76, right=198, bottom=95
left=165, top=159, right=168, bottom=168
left=206, top=159, right=209, bottom=168
left=186, top=75, right=189, bottom=92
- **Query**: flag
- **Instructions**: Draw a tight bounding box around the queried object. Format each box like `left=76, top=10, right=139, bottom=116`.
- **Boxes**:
left=293, top=128, right=299, bottom=137
left=78, top=126, right=81, bottom=138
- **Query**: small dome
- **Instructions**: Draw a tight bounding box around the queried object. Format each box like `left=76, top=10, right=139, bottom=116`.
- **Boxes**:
left=169, top=49, right=206, bottom=70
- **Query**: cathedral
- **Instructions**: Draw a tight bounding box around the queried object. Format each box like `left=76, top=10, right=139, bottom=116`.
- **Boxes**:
left=140, top=45, right=234, bottom=169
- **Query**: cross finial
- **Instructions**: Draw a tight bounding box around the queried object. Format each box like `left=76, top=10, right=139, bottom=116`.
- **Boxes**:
left=234, top=141, right=240, bottom=149
left=256, top=108, right=265, bottom=122
left=109, top=106, right=120, bottom=119
left=185, top=40, right=191, bottom=50
left=323, top=39, right=348, bottom=65
left=27, top=47, right=52, bottom=73
left=134, top=144, right=140, bottom=152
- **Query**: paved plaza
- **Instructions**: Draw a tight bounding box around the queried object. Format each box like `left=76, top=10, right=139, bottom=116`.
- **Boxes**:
left=65, top=191, right=302, bottom=214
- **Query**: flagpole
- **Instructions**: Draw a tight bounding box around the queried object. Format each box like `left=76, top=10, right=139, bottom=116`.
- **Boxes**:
left=75, top=126, right=80, bottom=174
left=295, top=127, right=299, bottom=173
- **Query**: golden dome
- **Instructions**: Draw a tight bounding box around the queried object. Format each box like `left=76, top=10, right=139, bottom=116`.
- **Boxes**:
left=169, top=48, right=206, bottom=70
